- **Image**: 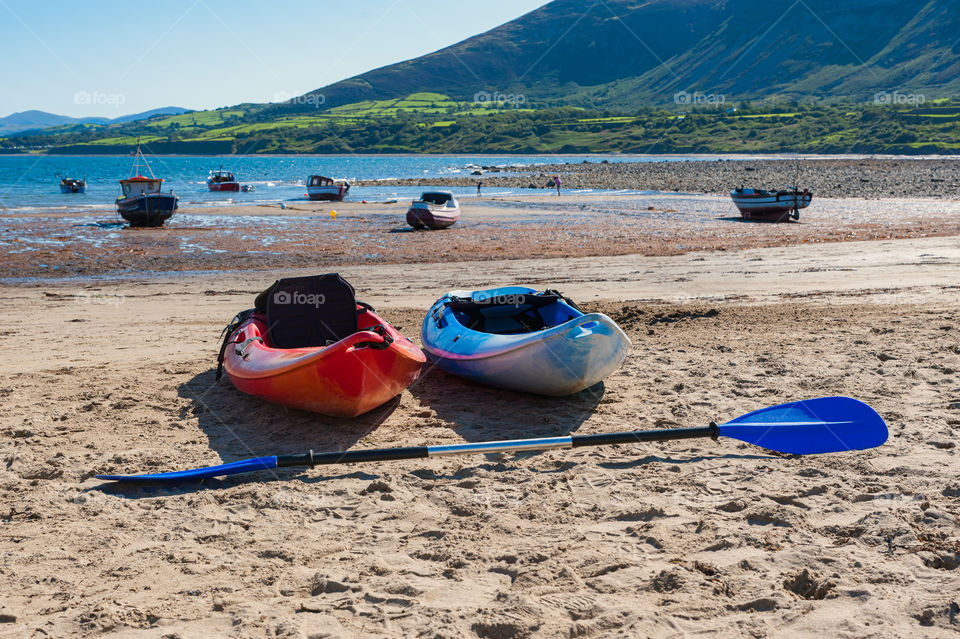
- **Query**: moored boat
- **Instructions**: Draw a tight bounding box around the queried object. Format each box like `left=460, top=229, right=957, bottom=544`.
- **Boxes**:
left=406, top=191, right=460, bottom=230
left=115, top=142, right=178, bottom=227
left=207, top=167, right=240, bottom=192
left=58, top=173, right=86, bottom=194
left=306, top=175, right=349, bottom=201
left=421, top=286, right=630, bottom=396
left=730, top=187, right=812, bottom=222
left=218, top=274, right=425, bottom=417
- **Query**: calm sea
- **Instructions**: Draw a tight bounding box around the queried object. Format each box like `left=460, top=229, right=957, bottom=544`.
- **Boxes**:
left=0, top=154, right=718, bottom=214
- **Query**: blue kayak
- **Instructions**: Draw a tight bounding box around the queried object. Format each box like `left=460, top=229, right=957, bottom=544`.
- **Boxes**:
left=421, top=286, right=631, bottom=396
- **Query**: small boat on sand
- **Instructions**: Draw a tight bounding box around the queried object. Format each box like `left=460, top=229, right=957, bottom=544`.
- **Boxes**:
left=218, top=274, right=425, bottom=417
left=422, top=286, right=630, bottom=396
left=58, top=173, right=86, bottom=193
left=730, top=187, right=812, bottom=222
left=115, top=142, right=178, bottom=227
left=207, top=168, right=240, bottom=192
left=406, top=191, right=460, bottom=230
left=306, top=175, right=349, bottom=201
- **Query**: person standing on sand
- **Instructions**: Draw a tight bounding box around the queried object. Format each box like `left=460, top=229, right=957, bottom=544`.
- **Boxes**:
left=554, top=175, right=562, bottom=196
left=477, top=180, right=483, bottom=197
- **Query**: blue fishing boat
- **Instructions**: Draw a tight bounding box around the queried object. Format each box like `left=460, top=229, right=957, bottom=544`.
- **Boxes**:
left=421, top=286, right=630, bottom=396
left=115, top=142, right=178, bottom=227
left=58, top=173, right=86, bottom=193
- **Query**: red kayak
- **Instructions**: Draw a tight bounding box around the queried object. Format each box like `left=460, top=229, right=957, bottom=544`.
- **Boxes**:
left=217, top=274, right=425, bottom=417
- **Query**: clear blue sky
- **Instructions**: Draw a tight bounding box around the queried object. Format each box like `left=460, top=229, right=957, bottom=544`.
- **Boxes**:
left=0, top=0, right=548, bottom=118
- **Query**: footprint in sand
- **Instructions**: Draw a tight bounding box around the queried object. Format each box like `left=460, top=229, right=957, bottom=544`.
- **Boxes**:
left=783, top=569, right=836, bottom=600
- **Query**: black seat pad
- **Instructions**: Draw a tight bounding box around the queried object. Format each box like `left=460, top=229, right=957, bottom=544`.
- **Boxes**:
left=256, top=274, right=359, bottom=349
left=446, top=290, right=578, bottom=335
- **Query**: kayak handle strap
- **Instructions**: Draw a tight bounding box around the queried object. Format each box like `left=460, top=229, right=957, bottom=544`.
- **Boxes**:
left=356, top=324, right=394, bottom=350
left=216, top=308, right=256, bottom=381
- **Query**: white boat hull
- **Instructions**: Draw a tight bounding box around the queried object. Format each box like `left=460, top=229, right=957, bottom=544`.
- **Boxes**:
left=730, top=189, right=812, bottom=221
left=406, top=202, right=461, bottom=229
left=422, top=287, right=631, bottom=396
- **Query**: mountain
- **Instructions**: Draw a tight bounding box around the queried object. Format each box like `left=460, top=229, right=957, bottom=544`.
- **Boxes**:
left=0, top=107, right=190, bottom=135
left=0, top=110, right=105, bottom=135
left=109, top=107, right=191, bottom=125
left=6, top=0, right=960, bottom=155
left=290, top=0, right=960, bottom=110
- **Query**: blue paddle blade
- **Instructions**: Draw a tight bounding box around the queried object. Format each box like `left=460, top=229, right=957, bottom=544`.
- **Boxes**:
left=719, top=396, right=887, bottom=454
left=95, top=456, right=279, bottom=482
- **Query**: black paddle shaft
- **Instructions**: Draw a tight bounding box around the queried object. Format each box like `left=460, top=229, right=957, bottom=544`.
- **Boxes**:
left=276, top=446, right=430, bottom=468
left=273, top=424, right=719, bottom=468
left=572, top=424, right=718, bottom=447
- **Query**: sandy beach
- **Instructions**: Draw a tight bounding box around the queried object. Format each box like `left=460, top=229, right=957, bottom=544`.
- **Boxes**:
left=1, top=220, right=959, bottom=636
left=6, top=0, right=960, bottom=630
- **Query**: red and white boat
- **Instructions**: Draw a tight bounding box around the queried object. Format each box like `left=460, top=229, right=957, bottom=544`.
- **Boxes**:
left=306, top=175, right=349, bottom=201
left=730, top=187, right=812, bottom=222
left=406, top=191, right=460, bottom=230
left=207, top=168, right=240, bottom=192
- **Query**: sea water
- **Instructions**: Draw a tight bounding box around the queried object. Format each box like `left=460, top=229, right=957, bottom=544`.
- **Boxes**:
left=0, top=154, right=720, bottom=214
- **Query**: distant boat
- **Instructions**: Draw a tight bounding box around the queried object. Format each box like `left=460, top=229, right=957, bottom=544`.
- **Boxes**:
left=58, top=173, right=86, bottom=194
left=207, top=167, right=239, bottom=192
left=730, top=187, right=812, bottom=222
left=115, top=142, right=178, bottom=227
left=306, top=175, right=349, bottom=201
left=407, top=191, right=460, bottom=230
left=241, top=184, right=255, bottom=192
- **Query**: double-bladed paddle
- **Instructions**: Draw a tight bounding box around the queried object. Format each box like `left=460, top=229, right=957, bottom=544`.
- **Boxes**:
left=96, top=396, right=887, bottom=483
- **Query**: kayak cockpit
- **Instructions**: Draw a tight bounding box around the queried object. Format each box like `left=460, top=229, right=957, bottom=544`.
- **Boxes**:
left=447, top=293, right=583, bottom=335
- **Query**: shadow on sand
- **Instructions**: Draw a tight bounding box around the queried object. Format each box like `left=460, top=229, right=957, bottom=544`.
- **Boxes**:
left=408, top=365, right=603, bottom=443
left=718, top=216, right=800, bottom=223
left=96, top=368, right=402, bottom=497
left=98, top=364, right=605, bottom=496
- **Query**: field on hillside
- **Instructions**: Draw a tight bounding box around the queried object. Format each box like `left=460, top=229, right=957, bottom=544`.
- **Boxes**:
left=6, top=96, right=960, bottom=155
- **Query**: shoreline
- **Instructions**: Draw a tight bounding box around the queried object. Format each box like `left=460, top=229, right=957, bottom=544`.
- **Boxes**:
left=357, top=158, right=960, bottom=199
left=3, top=192, right=960, bottom=281
left=7, top=234, right=958, bottom=307
left=6, top=151, right=960, bottom=157
left=5, top=152, right=960, bottom=161
left=2, top=158, right=960, bottom=218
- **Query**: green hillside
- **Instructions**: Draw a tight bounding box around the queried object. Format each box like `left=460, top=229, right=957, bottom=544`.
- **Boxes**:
left=6, top=96, right=959, bottom=155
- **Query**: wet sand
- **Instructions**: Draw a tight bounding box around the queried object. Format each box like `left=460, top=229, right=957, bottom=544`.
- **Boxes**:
left=1, top=236, right=959, bottom=636
left=3, top=194, right=960, bottom=280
